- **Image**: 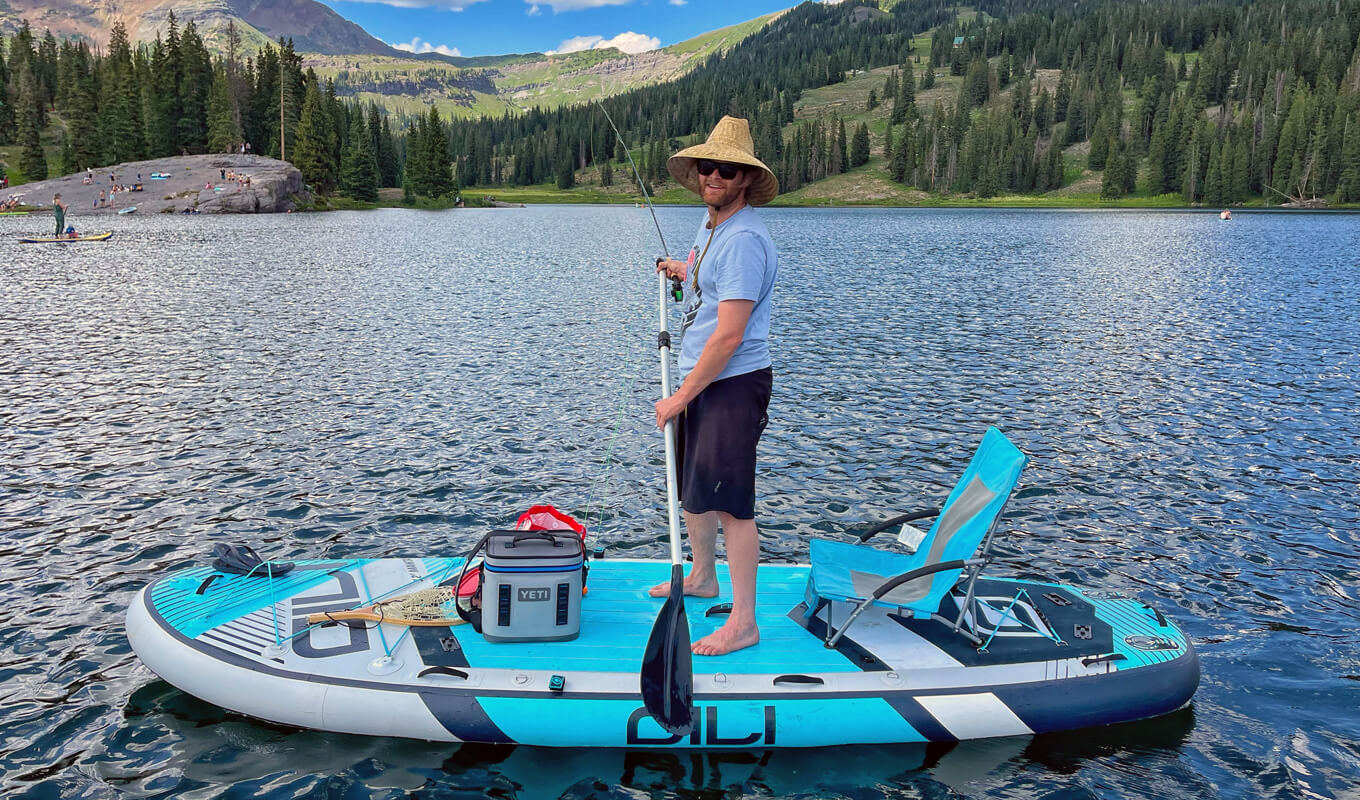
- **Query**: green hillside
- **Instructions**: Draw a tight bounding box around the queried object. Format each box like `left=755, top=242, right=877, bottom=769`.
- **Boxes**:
left=306, top=12, right=782, bottom=121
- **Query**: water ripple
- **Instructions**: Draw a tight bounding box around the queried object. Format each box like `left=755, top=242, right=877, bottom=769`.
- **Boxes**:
left=1, top=207, right=1357, bottom=798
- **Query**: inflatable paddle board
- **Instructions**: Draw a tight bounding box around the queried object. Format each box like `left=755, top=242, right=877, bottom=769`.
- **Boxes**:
left=18, top=231, right=113, bottom=243
left=127, top=555, right=1198, bottom=747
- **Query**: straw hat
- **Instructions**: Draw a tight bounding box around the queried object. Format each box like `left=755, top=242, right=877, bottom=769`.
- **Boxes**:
left=667, top=116, right=779, bottom=206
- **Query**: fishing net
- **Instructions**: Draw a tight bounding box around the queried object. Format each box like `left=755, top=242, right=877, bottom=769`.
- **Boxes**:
left=373, top=586, right=459, bottom=621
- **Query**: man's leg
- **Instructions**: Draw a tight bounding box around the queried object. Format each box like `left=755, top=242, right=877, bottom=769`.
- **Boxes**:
left=692, top=512, right=760, bottom=656
left=648, top=509, right=720, bottom=597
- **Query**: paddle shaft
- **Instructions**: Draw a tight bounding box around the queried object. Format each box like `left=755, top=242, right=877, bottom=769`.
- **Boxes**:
left=641, top=270, right=695, bottom=736
left=657, top=272, right=684, bottom=565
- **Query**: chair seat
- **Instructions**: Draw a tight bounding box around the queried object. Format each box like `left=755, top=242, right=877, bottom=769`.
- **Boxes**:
left=808, top=539, right=939, bottom=610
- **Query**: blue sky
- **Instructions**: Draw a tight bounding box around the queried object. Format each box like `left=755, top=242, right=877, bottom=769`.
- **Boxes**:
left=320, top=0, right=796, bottom=58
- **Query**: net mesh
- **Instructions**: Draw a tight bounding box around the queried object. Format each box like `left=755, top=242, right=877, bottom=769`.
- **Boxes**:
left=377, top=586, right=459, bottom=621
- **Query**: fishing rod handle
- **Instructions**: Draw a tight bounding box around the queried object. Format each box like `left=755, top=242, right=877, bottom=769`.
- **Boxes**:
left=655, top=257, right=684, bottom=302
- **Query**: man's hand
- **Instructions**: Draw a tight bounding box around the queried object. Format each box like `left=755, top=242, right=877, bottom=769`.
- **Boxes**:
left=655, top=393, right=687, bottom=430
left=656, top=257, right=687, bottom=283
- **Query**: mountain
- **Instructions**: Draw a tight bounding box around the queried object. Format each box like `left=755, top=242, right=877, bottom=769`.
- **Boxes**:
left=1, top=0, right=774, bottom=117
left=305, top=11, right=783, bottom=120
left=0, top=0, right=400, bottom=56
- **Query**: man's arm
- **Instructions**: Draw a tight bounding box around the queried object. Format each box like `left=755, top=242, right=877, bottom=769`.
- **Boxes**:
left=655, top=298, right=753, bottom=429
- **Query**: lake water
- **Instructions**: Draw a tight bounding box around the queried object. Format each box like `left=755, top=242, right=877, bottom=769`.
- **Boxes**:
left=1, top=206, right=1358, bottom=799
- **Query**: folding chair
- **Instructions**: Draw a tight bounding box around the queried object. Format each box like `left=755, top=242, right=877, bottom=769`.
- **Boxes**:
left=804, top=427, right=1029, bottom=647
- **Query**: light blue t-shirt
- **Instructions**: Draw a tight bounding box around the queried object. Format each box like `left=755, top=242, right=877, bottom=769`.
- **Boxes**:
left=677, top=205, right=778, bottom=380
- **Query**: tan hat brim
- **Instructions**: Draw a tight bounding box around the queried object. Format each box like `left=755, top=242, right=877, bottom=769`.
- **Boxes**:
left=667, top=145, right=779, bottom=206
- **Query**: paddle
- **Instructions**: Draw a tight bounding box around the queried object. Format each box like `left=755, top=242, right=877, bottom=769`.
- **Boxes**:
left=640, top=270, right=696, bottom=736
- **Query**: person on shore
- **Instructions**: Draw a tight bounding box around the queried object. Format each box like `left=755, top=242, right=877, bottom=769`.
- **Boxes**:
left=650, top=115, right=780, bottom=656
left=98, top=190, right=107, bottom=208
left=52, top=193, right=68, bottom=237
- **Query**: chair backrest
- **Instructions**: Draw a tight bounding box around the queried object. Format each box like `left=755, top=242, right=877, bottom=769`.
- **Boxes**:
left=882, top=426, right=1028, bottom=612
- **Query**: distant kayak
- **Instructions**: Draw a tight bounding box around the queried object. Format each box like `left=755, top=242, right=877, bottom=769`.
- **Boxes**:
left=118, top=206, right=137, bottom=215
left=0, top=211, right=29, bottom=216
left=18, top=232, right=114, bottom=243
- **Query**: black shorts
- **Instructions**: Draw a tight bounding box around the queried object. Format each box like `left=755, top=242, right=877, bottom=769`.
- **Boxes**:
left=675, top=367, right=772, bottom=520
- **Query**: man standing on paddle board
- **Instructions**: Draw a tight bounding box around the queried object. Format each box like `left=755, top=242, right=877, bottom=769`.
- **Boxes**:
left=52, top=193, right=68, bottom=238
left=651, top=116, right=779, bottom=656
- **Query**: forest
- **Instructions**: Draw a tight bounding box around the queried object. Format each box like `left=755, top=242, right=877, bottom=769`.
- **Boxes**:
left=2, top=0, right=1359, bottom=205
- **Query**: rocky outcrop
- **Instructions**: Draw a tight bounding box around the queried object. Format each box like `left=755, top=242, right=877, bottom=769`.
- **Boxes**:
left=15, top=155, right=313, bottom=215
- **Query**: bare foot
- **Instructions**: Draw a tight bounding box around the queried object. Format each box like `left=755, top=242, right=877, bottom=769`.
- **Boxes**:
left=692, top=622, right=759, bottom=656
left=647, top=575, right=720, bottom=598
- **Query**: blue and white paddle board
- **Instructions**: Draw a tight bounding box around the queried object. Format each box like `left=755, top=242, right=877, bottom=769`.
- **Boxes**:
left=126, top=556, right=1198, bottom=747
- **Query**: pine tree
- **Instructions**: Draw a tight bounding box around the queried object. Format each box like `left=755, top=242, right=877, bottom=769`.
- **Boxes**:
left=1101, top=136, right=1127, bottom=199
left=1182, top=121, right=1204, bottom=201
left=1046, top=138, right=1065, bottom=190
left=1337, top=115, right=1360, bottom=202
left=919, top=63, right=935, bottom=90
left=99, top=23, right=146, bottom=163
left=176, top=23, right=211, bottom=153
left=292, top=77, right=337, bottom=194
left=1230, top=136, right=1251, bottom=202
left=377, top=115, right=399, bottom=187
left=890, top=122, right=912, bottom=183
left=0, top=41, right=16, bottom=145
left=340, top=114, right=379, bottom=202
left=867, top=88, right=879, bottom=111
left=850, top=122, right=870, bottom=167
left=422, top=106, right=454, bottom=197
left=828, top=119, right=844, bottom=175
left=1033, top=88, right=1053, bottom=136
left=556, top=135, right=575, bottom=189
left=1122, top=139, right=1138, bottom=195
left=207, top=67, right=242, bottom=153
left=1088, top=115, right=1112, bottom=169
left=16, top=63, right=47, bottom=181
left=599, top=158, right=613, bottom=187
left=1203, top=138, right=1224, bottom=205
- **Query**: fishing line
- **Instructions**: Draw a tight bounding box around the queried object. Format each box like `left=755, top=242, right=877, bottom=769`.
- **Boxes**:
left=596, top=99, right=672, bottom=260
left=580, top=98, right=682, bottom=539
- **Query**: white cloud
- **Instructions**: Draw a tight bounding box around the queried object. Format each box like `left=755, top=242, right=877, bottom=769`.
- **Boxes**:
left=550, top=35, right=604, bottom=54
left=391, top=37, right=463, bottom=56
left=527, top=3, right=542, bottom=13
left=669, top=0, right=687, bottom=5
left=548, top=31, right=660, bottom=55
left=348, top=0, right=484, bottom=10
left=598, top=31, right=661, bottom=53
left=528, top=0, right=631, bottom=13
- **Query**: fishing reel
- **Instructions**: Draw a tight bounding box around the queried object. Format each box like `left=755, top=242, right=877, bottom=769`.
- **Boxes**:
left=656, top=257, right=684, bottom=302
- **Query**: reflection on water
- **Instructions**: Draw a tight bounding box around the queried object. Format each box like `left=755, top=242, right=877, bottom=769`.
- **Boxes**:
left=1, top=207, right=1358, bottom=798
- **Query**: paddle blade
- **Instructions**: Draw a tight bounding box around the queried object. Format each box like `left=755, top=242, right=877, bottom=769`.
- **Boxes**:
left=641, top=564, right=695, bottom=735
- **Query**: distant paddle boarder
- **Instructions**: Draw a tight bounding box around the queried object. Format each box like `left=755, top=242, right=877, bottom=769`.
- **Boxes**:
left=52, top=193, right=68, bottom=238
left=650, top=116, right=780, bottom=656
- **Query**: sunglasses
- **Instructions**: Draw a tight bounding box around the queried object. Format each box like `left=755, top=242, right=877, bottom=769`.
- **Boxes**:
left=696, top=159, right=744, bottom=180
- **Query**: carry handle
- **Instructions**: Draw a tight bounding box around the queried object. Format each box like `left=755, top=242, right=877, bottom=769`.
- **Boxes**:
left=772, top=674, right=825, bottom=686
left=511, top=531, right=566, bottom=547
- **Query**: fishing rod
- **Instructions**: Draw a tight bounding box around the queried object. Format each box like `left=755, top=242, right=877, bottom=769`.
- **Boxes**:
left=595, top=98, right=694, bottom=736
left=595, top=101, right=682, bottom=301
